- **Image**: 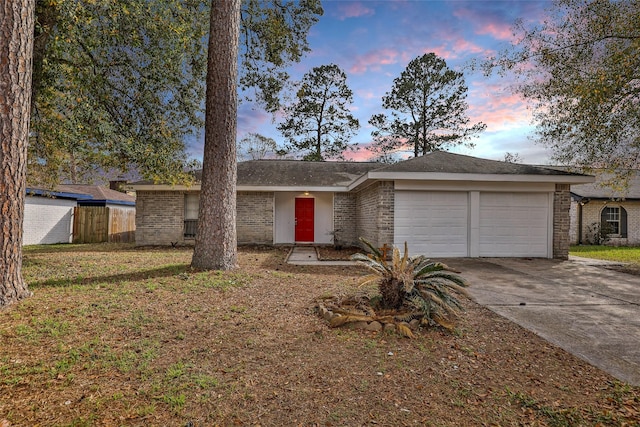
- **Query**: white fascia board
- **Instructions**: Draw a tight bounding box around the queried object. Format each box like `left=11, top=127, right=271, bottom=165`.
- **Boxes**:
left=347, top=174, right=371, bottom=191
left=237, top=185, right=347, bottom=192
left=128, top=184, right=346, bottom=192
left=395, top=180, right=556, bottom=192
left=367, top=171, right=595, bottom=184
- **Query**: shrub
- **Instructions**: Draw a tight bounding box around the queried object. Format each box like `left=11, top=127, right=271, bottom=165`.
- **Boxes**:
left=350, top=238, right=469, bottom=330
left=585, top=222, right=613, bottom=245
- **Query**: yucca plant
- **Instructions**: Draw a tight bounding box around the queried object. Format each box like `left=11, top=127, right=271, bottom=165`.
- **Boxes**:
left=351, top=238, right=469, bottom=328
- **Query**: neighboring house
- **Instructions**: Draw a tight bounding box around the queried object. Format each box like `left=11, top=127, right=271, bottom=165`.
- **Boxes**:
left=569, top=170, right=640, bottom=246
left=24, top=185, right=135, bottom=245
left=130, top=152, right=593, bottom=259
left=56, top=184, right=136, bottom=210
left=24, top=188, right=89, bottom=245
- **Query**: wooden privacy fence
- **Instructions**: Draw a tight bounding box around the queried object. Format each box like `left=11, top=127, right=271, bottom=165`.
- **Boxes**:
left=73, top=207, right=136, bottom=243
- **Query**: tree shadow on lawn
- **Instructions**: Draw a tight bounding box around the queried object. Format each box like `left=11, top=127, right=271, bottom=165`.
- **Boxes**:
left=25, top=245, right=365, bottom=289
left=27, top=263, right=190, bottom=289
left=24, top=242, right=137, bottom=254
left=23, top=243, right=195, bottom=255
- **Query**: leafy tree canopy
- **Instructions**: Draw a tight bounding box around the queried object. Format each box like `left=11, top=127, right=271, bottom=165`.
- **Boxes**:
left=277, top=63, right=359, bottom=161
left=241, top=0, right=323, bottom=112
left=369, top=53, right=485, bottom=158
left=237, top=132, right=280, bottom=160
left=30, top=0, right=322, bottom=186
left=485, top=0, right=639, bottom=182
left=31, top=0, right=208, bottom=187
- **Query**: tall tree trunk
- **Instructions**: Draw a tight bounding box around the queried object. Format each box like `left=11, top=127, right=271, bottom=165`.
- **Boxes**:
left=1, top=0, right=35, bottom=307
left=191, top=0, right=240, bottom=270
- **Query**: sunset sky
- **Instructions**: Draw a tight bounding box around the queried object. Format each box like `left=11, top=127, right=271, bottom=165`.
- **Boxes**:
left=193, top=0, right=554, bottom=164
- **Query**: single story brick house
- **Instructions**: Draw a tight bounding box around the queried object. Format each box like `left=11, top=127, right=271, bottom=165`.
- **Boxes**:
left=129, top=152, right=594, bottom=259
left=569, top=170, right=640, bottom=245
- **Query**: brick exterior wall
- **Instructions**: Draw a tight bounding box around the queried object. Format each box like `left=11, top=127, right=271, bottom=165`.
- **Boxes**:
left=553, top=184, right=571, bottom=259
left=136, top=190, right=275, bottom=246
left=135, top=190, right=184, bottom=245
left=136, top=182, right=591, bottom=258
left=575, top=200, right=640, bottom=246
left=569, top=197, right=579, bottom=244
left=355, top=181, right=394, bottom=249
left=237, top=191, right=274, bottom=244
left=378, top=182, right=395, bottom=247
left=333, top=192, right=357, bottom=246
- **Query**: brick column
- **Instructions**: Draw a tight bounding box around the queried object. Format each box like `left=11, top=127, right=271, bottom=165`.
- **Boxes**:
left=333, top=192, right=357, bottom=246
left=377, top=181, right=394, bottom=248
left=553, top=184, right=571, bottom=259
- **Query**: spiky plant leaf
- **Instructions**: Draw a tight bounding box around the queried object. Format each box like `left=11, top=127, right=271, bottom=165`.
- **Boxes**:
left=330, top=314, right=374, bottom=328
left=357, top=273, right=384, bottom=288
left=405, top=294, right=431, bottom=317
left=414, top=261, right=446, bottom=278
left=402, top=241, right=409, bottom=266
left=420, top=271, right=469, bottom=288
left=432, top=314, right=455, bottom=331
left=351, top=252, right=393, bottom=281
left=357, top=237, right=384, bottom=260
left=394, top=312, right=415, bottom=323
left=350, top=238, right=470, bottom=331
left=396, top=322, right=415, bottom=338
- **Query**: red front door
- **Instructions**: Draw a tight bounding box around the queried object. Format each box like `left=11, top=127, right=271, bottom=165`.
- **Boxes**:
left=295, top=198, right=314, bottom=242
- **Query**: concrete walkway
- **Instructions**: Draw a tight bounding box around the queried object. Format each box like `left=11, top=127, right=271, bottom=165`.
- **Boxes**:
left=286, top=246, right=356, bottom=266
left=448, top=257, right=640, bottom=386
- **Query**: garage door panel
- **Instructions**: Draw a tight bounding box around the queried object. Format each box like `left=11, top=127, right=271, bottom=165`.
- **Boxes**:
left=479, top=193, right=549, bottom=257
left=395, top=191, right=468, bottom=257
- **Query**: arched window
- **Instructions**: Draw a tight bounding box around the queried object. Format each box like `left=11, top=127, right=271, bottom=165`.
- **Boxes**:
left=601, top=206, right=627, bottom=237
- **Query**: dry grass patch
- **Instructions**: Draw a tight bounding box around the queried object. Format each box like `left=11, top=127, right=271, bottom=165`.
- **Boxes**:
left=0, top=244, right=638, bottom=426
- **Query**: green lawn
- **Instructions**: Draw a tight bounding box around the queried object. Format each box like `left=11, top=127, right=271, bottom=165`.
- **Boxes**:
left=570, top=245, right=640, bottom=265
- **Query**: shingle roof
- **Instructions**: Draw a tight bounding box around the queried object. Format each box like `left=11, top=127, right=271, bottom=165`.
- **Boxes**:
left=236, top=159, right=381, bottom=187
left=129, top=152, right=592, bottom=189
left=56, top=185, right=135, bottom=203
left=570, top=170, right=640, bottom=200
left=375, top=151, right=581, bottom=176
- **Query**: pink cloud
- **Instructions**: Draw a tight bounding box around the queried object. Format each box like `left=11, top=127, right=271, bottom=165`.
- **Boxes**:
left=467, top=83, right=532, bottom=131
left=477, top=22, right=513, bottom=40
left=411, top=36, right=491, bottom=62
left=356, top=89, right=377, bottom=100
left=423, top=45, right=452, bottom=59
left=344, top=147, right=375, bottom=162
left=349, top=48, right=400, bottom=74
left=452, top=39, right=487, bottom=55
left=343, top=142, right=412, bottom=162
left=237, top=106, right=272, bottom=137
left=335, top=2, right=375, bottom=20
left=452, top=6, right=518, bottom=42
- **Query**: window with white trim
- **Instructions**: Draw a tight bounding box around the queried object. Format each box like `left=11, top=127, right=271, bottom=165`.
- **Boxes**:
left=184, top=193, right=199, bottom=237
left=601, top=206, right=627, bottom=237
left=184, top=193, right=199, bottom=220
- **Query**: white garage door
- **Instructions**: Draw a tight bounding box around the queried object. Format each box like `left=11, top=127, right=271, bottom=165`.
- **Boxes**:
left=394, top=191, right=468, bottom=257
left=479, top=192, right=549, bottom=257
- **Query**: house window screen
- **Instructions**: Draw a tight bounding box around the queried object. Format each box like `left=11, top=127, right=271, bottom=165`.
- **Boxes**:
left=184, top=194, right=199, bottom=220
left=603, top=206, right=620, bottom=234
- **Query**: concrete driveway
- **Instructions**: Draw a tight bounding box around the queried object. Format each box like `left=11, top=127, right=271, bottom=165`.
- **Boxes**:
left=443, top=257, right=640, bottom=386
